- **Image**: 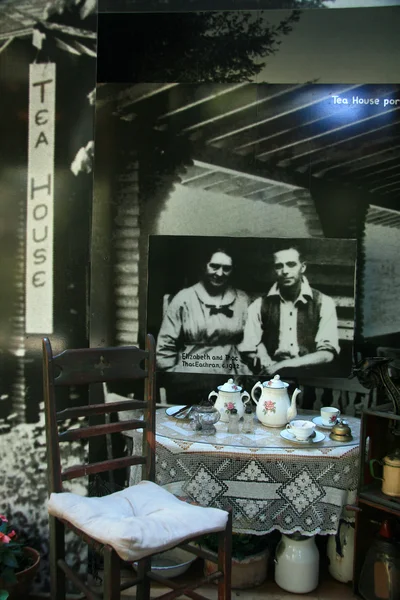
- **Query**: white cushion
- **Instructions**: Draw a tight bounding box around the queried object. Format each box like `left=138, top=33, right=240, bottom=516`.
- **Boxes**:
left=48, top=480, right=228, bottom=561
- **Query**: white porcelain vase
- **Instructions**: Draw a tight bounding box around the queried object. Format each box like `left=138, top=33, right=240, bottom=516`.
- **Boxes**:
left=274, top=533, right=319, bottom=594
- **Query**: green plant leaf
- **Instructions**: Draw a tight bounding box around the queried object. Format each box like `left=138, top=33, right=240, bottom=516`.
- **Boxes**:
left=3, top=553, right=18, bottom=568
left=0, top=567, right=17, bottom=584
left=0, top=589, right=10, bottom=600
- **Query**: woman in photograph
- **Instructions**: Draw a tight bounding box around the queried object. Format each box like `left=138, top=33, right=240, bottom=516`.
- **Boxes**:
left=156, top=248, right=251, bottom=374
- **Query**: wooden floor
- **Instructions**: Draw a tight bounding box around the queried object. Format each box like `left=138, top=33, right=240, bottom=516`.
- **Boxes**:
left=29, top=558, right=358, bottom=599
left=119, top=560, right=358, bottom=600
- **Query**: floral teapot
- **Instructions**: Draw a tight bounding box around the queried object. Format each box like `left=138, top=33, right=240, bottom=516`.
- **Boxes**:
left=251, top=375, right=301, bottom=428
left=208, top=378, right=250, bottom=423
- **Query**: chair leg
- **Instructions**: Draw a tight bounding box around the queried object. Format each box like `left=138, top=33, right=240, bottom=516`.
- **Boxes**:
left=136, top=556, right=151, bottom=600
left=49, top=516, right=66, bottom=600
left=217, top=510, right=232, bottom=600
left=103, top=545, right=121, bottom=600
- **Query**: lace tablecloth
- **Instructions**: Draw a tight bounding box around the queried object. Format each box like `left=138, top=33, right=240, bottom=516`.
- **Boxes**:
left=130, top=410, right=361, bottom=536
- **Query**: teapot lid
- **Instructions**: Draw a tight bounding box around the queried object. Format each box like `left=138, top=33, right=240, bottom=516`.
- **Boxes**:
left=384, top=448, right=400, bottom=467
left=217, top=378, right=242, bottom=393
left=262, top=375, right=289, bottom=389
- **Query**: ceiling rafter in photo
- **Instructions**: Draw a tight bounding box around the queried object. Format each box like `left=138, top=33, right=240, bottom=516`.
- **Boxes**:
left=366, top=205, right=400, bottom=228
left=99, top=82, right=400, bottom=210
left=181, top=160, right=324, bottom=237
left=0, top=0, right=96, bottom=55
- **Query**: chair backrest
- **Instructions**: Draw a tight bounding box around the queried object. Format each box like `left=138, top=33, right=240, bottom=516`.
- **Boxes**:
left=42, top=334, right=156, bottom=495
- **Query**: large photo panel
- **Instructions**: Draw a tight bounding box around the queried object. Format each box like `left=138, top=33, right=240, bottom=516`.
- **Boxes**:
left=92, top=81, right=399, bottom=353
left=93, top=4, right=400, bottom=407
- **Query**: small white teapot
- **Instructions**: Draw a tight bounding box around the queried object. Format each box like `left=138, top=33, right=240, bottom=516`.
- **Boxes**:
left=251, top=374, right=301, bottom=428
left=208, top=378, right=250, bottom=423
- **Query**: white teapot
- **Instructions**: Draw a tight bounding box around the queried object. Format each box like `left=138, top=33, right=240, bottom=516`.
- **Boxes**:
left=208, top=378, right=250, bottom=423
left=251, top=374, right=301, bottom=428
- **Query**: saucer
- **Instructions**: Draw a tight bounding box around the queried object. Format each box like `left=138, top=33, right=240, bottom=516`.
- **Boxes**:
left=166, top=406, right=189, bottom=420
left=280, top=429, right=325, bottom=445
left=312, top=416, right=335, bottom=430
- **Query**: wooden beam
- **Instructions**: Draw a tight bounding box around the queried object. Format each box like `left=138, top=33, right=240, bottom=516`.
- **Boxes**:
left=190, top=152, right=303, bottom=190
left=316, top=143, right=400, bottom=176
left=0, top=28, right=31, bottom=41
left=61, top=455, right=146, bottom=480
left=353, top=163, right=400, bottom=180
left=59, top=419, right=145, bottom=441
left=0, top=36, right=14, bottom=53
left=263, top=113, right=400, bottom=164
left=207, top=84, right=362, bottom=146
left=56, top=399, right=147, bottom=420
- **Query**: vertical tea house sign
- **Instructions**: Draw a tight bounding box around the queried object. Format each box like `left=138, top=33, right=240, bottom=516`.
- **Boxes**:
left=25, top=63, right=55, bottom=334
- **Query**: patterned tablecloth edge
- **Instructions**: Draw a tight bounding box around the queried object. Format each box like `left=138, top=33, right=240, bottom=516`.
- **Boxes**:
left=225, top=523, right=351, bottom=537
left=156, top=409, right=361, bottom=458
left=155, top=434, right=360, bottom=459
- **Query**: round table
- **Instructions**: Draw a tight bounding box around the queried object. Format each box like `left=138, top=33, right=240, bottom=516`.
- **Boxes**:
left=130, top=409, right=360, bottom=536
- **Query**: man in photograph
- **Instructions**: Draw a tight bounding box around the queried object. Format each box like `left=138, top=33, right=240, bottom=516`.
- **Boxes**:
left=238, top=246, right=340, bottom=375
left=156, top=248, right=251, bottom=374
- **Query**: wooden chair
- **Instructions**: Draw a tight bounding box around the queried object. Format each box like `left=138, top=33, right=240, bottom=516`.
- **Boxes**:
left=42, top=334, right=232, bottom=600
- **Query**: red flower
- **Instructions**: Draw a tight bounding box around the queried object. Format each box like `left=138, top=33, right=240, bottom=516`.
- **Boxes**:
left=0, top=532, right=11, bottom=544
left=265, top=400, right=276, bottom=411
left=0, top=515, right=8, bottom=522
left=226, top=402, right=235, bottom=410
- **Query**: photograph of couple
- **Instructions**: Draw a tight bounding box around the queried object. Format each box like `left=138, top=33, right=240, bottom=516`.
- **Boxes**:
left=147, top=235, right=357, bottom=379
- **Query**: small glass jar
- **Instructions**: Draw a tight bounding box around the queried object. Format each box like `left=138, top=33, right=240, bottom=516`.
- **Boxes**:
left=242, top=404, right=255, bottom=434
left=190, top=402, right=220, bottom=435
left=189, top=406, right=202, bottom=431
left=227, top=407, right=240, bottom=434
left=197, top=405, right=221, bottom=435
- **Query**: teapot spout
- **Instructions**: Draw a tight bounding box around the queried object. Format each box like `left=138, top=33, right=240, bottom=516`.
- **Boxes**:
left=287, top=387, right=301, bottom=421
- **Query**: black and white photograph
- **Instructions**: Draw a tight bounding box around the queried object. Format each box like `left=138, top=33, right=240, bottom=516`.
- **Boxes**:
left=92, top=72, right=400, bottom=407
left=147, top=236, right=357, bottom=378
left=98, top=0, right=400, bottom=13
left=93, top=80, right=400, bottom=348
left=1, top=0, right=400, bottom=593
left=0, top=0, right=97, bottom=592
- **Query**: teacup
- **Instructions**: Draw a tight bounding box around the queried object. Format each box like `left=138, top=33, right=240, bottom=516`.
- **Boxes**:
left=321, top=407, right=341, bottom=427
left=286, top=420, right=315, bottom=441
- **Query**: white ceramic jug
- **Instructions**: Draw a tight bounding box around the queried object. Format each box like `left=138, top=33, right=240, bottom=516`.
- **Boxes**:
left=327, top=518, right=355, bottom=583
left=275, top=533, right=319, bottom=594
left=251, top=374, right=301, bottom=428
left=208, top=379, right=250, bottom=423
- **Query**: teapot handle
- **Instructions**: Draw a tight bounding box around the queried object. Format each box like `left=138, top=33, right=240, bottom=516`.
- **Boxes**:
left=369, top=459, right=383, bottom=481
left=208, top=391, right=218, bottom=403
left=251, top=382, right=263, bottom=405
left=241, top=391, right=251, bottom=404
